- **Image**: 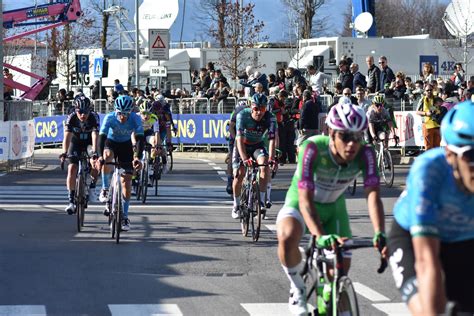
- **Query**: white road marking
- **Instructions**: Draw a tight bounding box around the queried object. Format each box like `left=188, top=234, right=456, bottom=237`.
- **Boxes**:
left=372, top=302, right=410, bottom=315
left=220, top=177, right=228, bottom=182
left=212, top=166, right=222, bottom=170
left=0, top=204, right=232, bottom=209
left=217, top=171, right=226, bottom=175
left=265, top=224, right=277, bottom=232
left=0, top=173, right=6, bottom=177
left=208, top=162, right=217, bottom=166
left=241, top=303, right=292, bottom=316
left=0, top=305, right=46, bottom=315
left=198, top=159, right=211, bottom=163
left=353, top=282, right=390, bottom=302
left=108, top=304, right=183, bottom=316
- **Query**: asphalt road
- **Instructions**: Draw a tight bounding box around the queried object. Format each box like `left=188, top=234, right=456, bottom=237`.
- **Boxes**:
left=0, top=149, right=412, bottom=316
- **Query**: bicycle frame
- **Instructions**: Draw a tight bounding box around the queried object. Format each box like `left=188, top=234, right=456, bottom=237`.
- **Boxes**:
left=105, top=161, right=125, bottom=243
left=75, top=151, right=90, bottom=231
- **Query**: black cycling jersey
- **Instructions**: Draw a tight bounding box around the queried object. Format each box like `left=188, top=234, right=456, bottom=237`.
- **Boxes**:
left=65, top=111, right=99, bottom=145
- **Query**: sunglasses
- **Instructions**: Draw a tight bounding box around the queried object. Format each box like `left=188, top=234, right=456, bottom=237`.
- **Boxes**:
left=338, top=131, right=363, bottom=143
left=448, top=145, right=474, bottom=163
left=76, top=109, right=90, bottom=115
left=378, top=61, right=385, bottom=64
left=343, top=93, right=351, bottom=96
left=116, top=111, right=130, bottom=117
left=140, top=111, right=151, bottom=116
left=375, top=103, right=383, bottom=108
left=252, top=106, right=266, bottom=113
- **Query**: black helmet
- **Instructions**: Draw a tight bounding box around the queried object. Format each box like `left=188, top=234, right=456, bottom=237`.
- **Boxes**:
left=74, top=95, right=91, bottom=113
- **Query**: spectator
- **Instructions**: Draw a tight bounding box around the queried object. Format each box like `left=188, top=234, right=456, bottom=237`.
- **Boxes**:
left=285, top=67, right=306, bottom=92
left=378, top=56, right=395, bottom=92
left=198, top=68, right=212, bottom=92
left=90, top=80, right=107, bottom=100
left=275, top=68, right=286, bottom=89
left=421, top=62, right=435, bottom=84
left=391, top=78, right=407, bottom=100
left=440, top=83, right=458, bottom=111
left=355, top=87, right=371, bottom=112
left=268, top=90, right=289, bottom=163
left=451, top=62, right=465, bottom=88
left=417, top=83, right=441, bottom=150
left=114, top=79, right=124, bottom=92
left=337, top=59, right=353, bottom=90
left=3, top=68, right=14, bottom=98
left=306, top=64, right=331, bottom=95
left=297, top=90, right=321, bottom=145
left=366, top=55, right=380, bottom=93
left=268, top=73, right=278, bottom=88
left=350, top=63, right=366, bottom=92
left=238, top=66, right=254, bottom=97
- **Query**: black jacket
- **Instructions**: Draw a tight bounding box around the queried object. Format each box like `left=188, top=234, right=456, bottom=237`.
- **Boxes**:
left=367, top=65, right=381, bottom=93
left=299, top=99, right=321, bottom=130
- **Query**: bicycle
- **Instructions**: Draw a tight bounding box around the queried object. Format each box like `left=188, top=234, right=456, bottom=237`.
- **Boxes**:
left=151, top=146, right=165, bottom=196
left=135, top=144, right=152, bottom=204
left=104, top=161, right=125, bottom=244
left=164, top=142, right=173, bottom=173
left=239, top=160, right=268, bottom=242
left=373, top=134, right=398, bottom=188
left=301, top=236, right=387, bottom=316
left=61, top=151, right=92, bottom=232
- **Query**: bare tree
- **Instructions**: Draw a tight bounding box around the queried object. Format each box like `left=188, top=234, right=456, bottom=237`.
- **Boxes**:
left=281, top=0, right=326, bottom=39
left=89, top=0, right=121, bottom=49
left=210, top=2, right=267, bottom=78
left=192, top=0, right=229, bottom=46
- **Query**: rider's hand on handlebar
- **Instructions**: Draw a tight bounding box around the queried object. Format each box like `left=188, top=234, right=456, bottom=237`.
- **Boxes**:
left=373, top=231, right=388, bottom=258
left=316, top=234, right=343, bottom=249
left=59, top=152, right=67, bottom=162
left=243, top=158, right=254, bottom=167
left=269, top=158, right=278, bottom=172
left=132, top=158, right=142, bottom=171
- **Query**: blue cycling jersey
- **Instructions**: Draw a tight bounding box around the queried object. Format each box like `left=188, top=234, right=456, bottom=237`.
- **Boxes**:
left=99, top=112, right=144, bottom=142
left=394, top=147, right=474, bottom=243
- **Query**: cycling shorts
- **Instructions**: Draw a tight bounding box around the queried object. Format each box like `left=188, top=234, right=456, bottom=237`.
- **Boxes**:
left=276, top=197, right=353, bottom=258
left=67, top=142, right=92, bottom=164
left=104, top=139, right=134, bottom=174
left=388, top=220, right=474, bottom=312
left=232, top=142, right=268, bottom=170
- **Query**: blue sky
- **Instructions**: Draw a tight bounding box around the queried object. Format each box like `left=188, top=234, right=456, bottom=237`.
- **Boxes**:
left=3, top=0, right=350, bottom=42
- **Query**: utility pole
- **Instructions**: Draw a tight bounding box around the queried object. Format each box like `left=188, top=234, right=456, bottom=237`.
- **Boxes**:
left=135, top=0, right=140, bottom=89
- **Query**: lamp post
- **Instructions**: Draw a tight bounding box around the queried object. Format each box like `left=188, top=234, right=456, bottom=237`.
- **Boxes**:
left=135, top=0, right=140, bottom=89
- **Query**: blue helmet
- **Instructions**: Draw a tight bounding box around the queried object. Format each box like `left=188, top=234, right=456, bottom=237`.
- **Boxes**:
left=441, top=100, right=474, bottom=146
left=114, top=95, right=133, bottom=113
left=74, top=95, right=91, bottom=112
left=251, top=93, right=267, bottom=106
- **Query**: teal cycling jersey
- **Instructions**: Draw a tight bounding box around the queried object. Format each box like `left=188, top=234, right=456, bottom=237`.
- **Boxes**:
left=99, top=112, right=144, bottom=142
left=393, top=147, right=474, bottom=242
left=235, top=107, right=277, bottom=145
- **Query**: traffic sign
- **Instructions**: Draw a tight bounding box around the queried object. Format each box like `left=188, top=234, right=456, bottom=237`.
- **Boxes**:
left=76, top=55, right=89, bottom=74
left=93, top=58, right=103, bottom=78
left=150, top=66, right=167, bottom=77
left=149, top=29, right=169, bottom=61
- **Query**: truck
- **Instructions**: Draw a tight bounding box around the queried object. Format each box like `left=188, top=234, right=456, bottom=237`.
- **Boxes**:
left=289, top=36, right=474, bottom=79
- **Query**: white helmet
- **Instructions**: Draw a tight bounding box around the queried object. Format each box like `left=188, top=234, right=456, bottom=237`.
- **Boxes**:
left=326, top=103, right=368, bottom=132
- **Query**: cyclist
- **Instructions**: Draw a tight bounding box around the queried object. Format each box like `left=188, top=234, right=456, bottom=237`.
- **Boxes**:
left=388, top=100, right=474, bottom=315
left=231, top=93, right=277, bottom=219
left=276, top=102, right=387, bottom=315
left=60, top=96, right=100, bottom=214
left=98, top=95, right=144, bottom=231
left=226, top=100, right=249, bottom=194
left=151, top=95, right=174, bottom=172
left=366, top=94, right=395, bottom=147
left=132, top=101, right=161, bottom=187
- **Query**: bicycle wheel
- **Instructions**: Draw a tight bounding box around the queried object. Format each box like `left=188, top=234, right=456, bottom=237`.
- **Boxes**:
left=141, top=159, right=149, bottom=204
left=382, top=150, right=394, bottom=188
left=303, top=264, right=320, bottom=315
left=109, top=184, right=116, bottom=239
left=167, top=149, right=173, bottom=172
left=115, top=184, right=122, bottom=244
left=75, top=172, right=84, bottom=232
left=251, top=182, right=262, bottom=242
left=135, top=173, right=141, bottom=200
left=154, top=161, right=162, bottom=196
left=336, top=276, right=359, bottom=316
left=240, top=187, right=249, bottom=237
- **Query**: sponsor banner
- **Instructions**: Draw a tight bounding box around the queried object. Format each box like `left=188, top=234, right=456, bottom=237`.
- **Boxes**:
left=34, top=115, right=67, bottom=144
left=0, top=122, right=10, bottom=162
left=392, top=111, right=424, bottom=147
left=9, top=120, right=36, bottom=160
left=172, top=114, right=230, bottom=144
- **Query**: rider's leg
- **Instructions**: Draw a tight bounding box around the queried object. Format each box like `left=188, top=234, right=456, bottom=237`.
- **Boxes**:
left=232, top=165, right=245, bottom=207
left=67, top=163, right=78, bottom=202
left=121, top=173, right=132, bottom=218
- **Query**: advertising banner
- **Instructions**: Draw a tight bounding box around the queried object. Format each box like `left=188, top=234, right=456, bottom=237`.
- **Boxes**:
left=34, top=115, right=67, bottom=144
left=9, top=120, right=36, bottom=160
left=172, top=114, right=230, bottom=144
left=0, top=122, right=10, bottom=163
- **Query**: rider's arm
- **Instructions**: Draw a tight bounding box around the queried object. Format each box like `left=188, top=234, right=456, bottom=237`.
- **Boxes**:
left=235, top=112, right=249, bottom=160
left=267, top=114, right=277, bottom=159
left=91, top=131, right=98, bottom=154
left=369, top=122, right=376, bottom=139
left=296, top=142, right=325, bottom=237
left=132, top=113, right=145, bottom=159
left=229, top=121, right=236, bottom=140
left=412, top=236, right=445, bottom=315
left=63, top=131, right=73, bottom=154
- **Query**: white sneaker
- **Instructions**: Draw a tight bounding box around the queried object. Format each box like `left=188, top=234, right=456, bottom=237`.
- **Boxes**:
left=65, top=203, right=76, bottom=215
left=121, top=218, right=130, bottom=231
left=288, top=288, right=308, bottom=316
left=99, top=189, right=108, bottom=203
left=231, top=206, right=240, bottom=219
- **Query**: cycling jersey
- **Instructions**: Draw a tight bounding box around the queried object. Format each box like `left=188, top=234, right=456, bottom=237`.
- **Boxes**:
left=151, top=101, right=172, bottom=131
left=229, top=104, right=247, bottom=140
left=285, top=135, right=379, bottom=206
left=99, top=112, right=144, bottom=142
left=141, top=113, right=160, bottom=133
left=367, top=107, right=391, bottom=130
left=393, top=147, right=474, bottom=243
left=235, top=108, right=277, bottom=145
left=65, top=111, right=99, bottom=145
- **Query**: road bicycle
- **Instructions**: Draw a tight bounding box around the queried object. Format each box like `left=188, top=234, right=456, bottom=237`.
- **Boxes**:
left=374, top=134, right=399, bottom=188
left=135, top=144, right=152, bottom=204
left=61, top=151, right=93, bottom=232
left=301, top=236, right=387, bottom=316
left=104, top=161, right=125, bottom=244
left=151, top=146, right=165, bottom=196
left=239, top=160, right=269, bottom=242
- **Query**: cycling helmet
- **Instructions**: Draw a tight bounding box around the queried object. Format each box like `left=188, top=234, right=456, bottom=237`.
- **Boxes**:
left=237, top=100, right=248, bottom=108
left=373, top=94, right=385, bottom=104
left=441, top=100, right=474, bottom=146
left=139, top=101, right=153, bottom=113
left=337, top=96, right=352, bottom=105
left=114, top=95, right=133, bottom=113
left=74, top=95, right=91, bottom=112
left=326, top=103, right=368, bottom=132
left=156, top=94, right=166, bottom=105
left=251, top=93, right=268, bottom=106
